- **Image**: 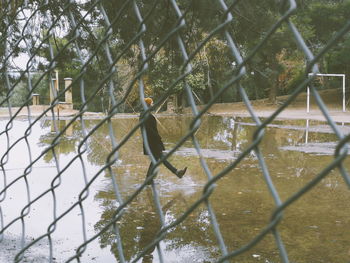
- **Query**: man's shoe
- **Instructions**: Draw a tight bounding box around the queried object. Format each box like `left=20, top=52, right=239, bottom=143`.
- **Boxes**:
left=176, top=167, right=187, bottom=178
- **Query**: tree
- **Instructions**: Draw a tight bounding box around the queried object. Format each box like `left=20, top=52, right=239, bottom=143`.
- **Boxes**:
left=2, top=0, right=349, bottom=111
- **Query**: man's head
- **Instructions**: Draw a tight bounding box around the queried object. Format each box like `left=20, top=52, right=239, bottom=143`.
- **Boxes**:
left=144, top=97, right=153, bottom=106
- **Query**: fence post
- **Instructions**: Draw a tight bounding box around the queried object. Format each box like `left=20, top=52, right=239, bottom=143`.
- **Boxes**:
left=32, top=94, right=40, bottom=105
left=64, top=78, right=73, bottom=104
left=50, top=70, right=59, bottom=104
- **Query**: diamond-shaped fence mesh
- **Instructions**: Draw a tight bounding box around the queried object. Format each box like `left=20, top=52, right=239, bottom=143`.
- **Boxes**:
left=1, top=0, right=350, bottom=262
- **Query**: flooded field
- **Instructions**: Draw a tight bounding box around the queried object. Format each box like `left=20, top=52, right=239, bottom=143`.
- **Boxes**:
left=1, top=115, right=350, bottom=263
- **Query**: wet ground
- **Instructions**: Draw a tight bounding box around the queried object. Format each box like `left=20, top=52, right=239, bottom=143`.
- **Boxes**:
left=1, top=115, right=350, bottom=262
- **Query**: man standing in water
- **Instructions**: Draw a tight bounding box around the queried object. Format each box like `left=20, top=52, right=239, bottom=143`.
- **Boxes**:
left=140, top=97, right=187, bottom=184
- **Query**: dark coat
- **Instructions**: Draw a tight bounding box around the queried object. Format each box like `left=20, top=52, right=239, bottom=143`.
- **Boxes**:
left=140, top=112, right=165, bottom=157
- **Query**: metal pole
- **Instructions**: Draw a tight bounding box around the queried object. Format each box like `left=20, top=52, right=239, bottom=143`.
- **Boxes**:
left=343, top=75, right=345, bottom=112
left=305, top=119, right=309, bottom=144
left=307, top=86, right=310, bottom=113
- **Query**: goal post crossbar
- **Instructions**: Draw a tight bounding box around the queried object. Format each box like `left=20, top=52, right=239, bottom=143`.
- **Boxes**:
left=307, top=73, right=346, bottom=112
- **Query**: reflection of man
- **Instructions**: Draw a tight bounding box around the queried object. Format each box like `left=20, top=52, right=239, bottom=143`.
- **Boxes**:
left=139, top=208, right=159, bottom=262
left=139, top=188, right=179, bottom=262
left=140, top=97, right=187, bottom=184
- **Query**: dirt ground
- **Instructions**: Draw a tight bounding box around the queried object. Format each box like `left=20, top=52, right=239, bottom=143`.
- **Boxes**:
left=183, top=89, right=350, bottom=123
left=201, top=98, right=350, bottom=123
left=0, top=90, right=349, bottom=123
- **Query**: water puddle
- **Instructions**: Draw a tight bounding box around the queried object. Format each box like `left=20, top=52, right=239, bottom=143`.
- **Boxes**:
left=1, top=115, right=349, bottom=262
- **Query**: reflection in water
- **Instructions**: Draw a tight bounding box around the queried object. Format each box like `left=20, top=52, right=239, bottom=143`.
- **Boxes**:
left=94, top=185, right=203, bottom=262
left=91, top=116, right=350, bottom=262
left=3, top=116, right=349, bottom=262
left=94, top=188, right=163, bottom=262
left=138, top=189, right=160, bottom=263
left=39, top=119, right=82, bottom=162
left=305, top=119, right=309, bottom=144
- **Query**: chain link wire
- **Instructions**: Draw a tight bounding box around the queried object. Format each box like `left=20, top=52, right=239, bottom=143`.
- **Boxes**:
left=0, top=0, right=350, bottom=262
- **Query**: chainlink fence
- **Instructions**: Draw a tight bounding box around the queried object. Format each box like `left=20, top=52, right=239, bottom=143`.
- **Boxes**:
left=1, top=0, right=350, bottom=262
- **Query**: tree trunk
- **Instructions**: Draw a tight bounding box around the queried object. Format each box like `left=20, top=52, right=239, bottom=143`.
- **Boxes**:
left=269, top=75, right=278, bottom=104
left=202, top=45, right=214, bottom=101
left=208, top=72, right=214, bottom=100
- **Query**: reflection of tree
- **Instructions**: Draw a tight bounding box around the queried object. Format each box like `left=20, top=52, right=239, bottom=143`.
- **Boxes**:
left=94, top=184, right=218, bottom=262
left=38, top=120, right=82, bottom=163
left=94, top=188, right=165, bottom=262
left=86, top=119, right=141, bottom=167
left=37, top=118, right=141, bottom=166
left=160, top=115, right=247, bottom=151
left=86, top=124, right=112, bottom=166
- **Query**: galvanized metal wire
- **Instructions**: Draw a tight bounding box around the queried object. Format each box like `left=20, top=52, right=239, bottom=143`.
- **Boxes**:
left=0, top=0, right=350, bottom=262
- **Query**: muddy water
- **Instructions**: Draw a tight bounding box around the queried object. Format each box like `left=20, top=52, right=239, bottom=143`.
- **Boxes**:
left=0, top=115, right=350, bottom=263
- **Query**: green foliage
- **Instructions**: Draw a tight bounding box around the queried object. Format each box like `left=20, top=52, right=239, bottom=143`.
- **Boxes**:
left=0, top=73, right=49, bottom=107
left=306, top=1, right=350, bottom=43
left=2, top=81, right=30, bottom=107
left=3, top=0, right=349, bottom=111
left=326, top=35, right=350, bottom=74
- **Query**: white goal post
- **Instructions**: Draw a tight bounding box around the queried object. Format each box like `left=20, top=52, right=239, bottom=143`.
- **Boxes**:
left=307, top=73, right=346, bottom=112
